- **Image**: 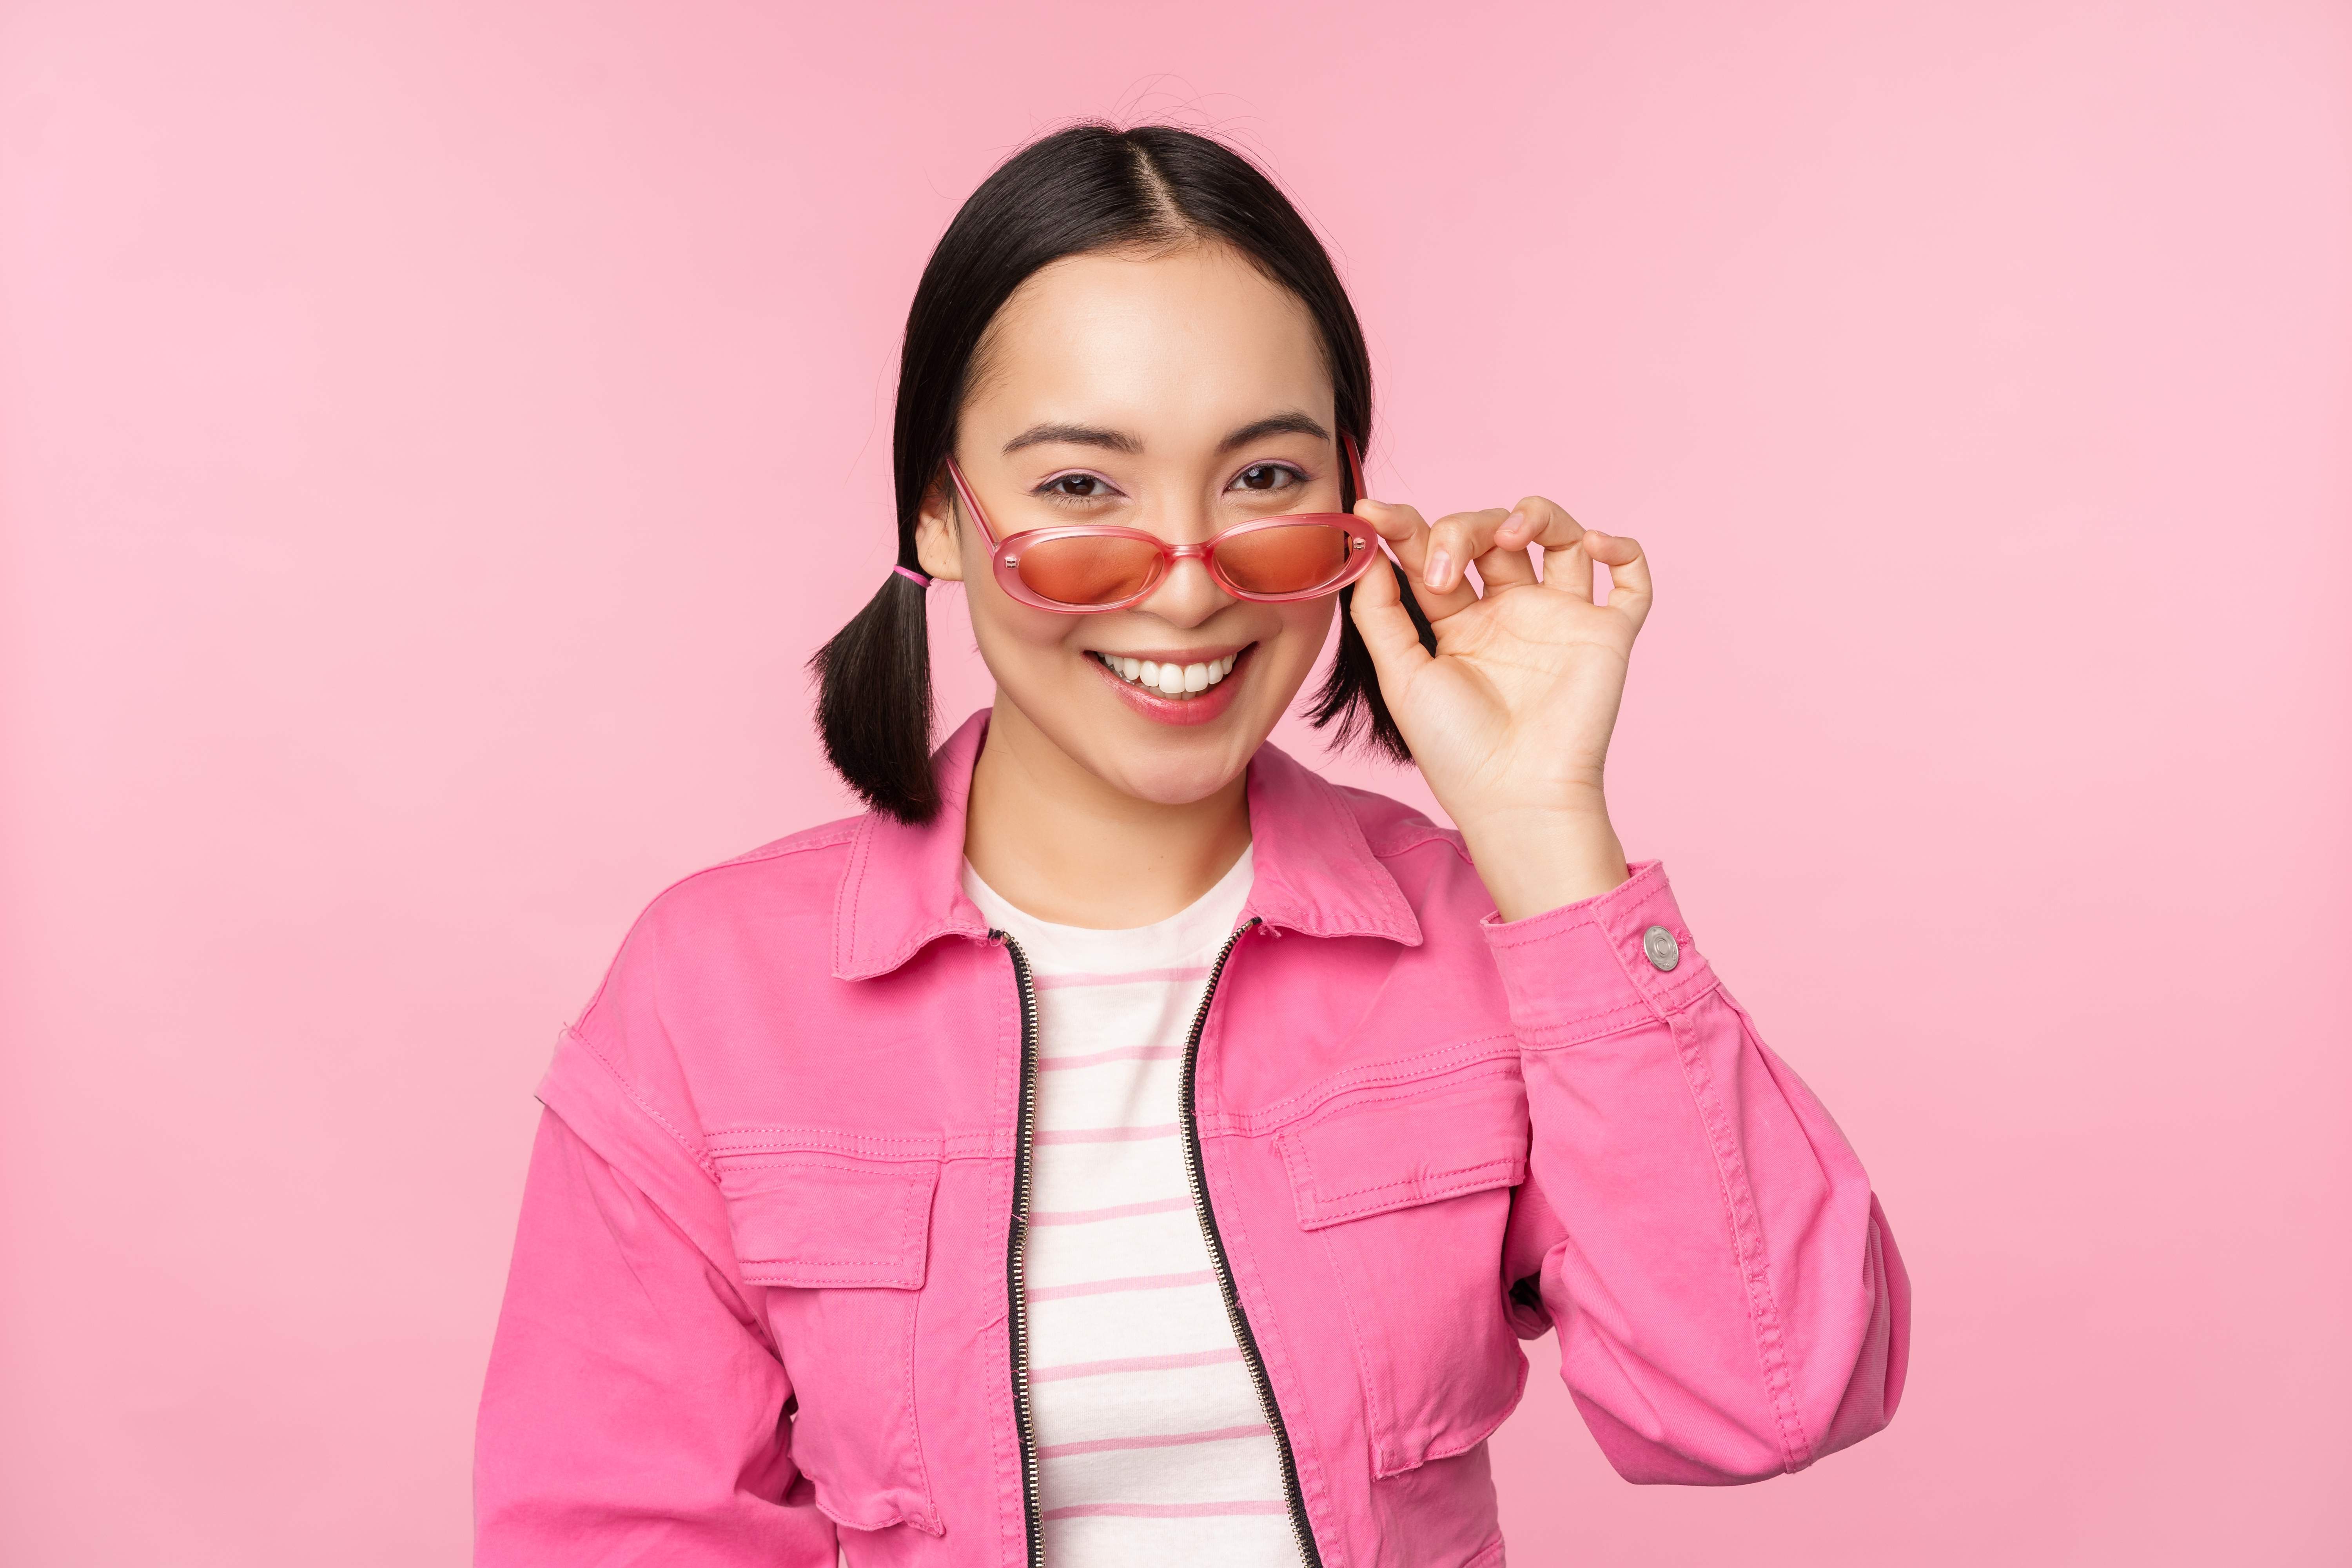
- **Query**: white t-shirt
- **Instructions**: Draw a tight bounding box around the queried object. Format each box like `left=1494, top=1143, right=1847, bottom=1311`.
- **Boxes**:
left=962, top=846, right=1302, bottom=1566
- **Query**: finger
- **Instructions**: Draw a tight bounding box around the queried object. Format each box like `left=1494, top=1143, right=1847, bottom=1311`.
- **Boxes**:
left=1356, top=499, right=1476, bottom=621
left=1346, top=539, right=1436, bottom=685
left=1458, top=494, right=1551, bottom=590
left=1494, top=494, right=1583, bottom=543
left=1419, top=507, right=1514, bottom=595
left=1496, top=496, right=1609, bottom=602
left=1579, top=528, right=1653, bottom=633
left=1471, top=535, right=1540, bottom=590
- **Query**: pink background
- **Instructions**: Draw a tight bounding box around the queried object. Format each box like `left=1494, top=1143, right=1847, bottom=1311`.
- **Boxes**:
left=4, top=1, right=2347, bottom=1563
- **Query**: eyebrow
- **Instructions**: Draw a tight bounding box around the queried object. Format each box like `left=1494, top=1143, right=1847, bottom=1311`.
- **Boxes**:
left=999, top=410, right=1333, bottom=458
left=1216, top=412, right=1331, bottom=451
left=1001, top=422, right=1142, bottom=456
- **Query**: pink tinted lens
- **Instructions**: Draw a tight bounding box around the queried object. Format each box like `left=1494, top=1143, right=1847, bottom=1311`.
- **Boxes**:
left=1214, top=523, right=1357, bottom=596
left=1013, top=533, right=1163, bottom=607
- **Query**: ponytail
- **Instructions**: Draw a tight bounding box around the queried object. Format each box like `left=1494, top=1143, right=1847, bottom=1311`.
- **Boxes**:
left=809, top=568, right=938, bottom=823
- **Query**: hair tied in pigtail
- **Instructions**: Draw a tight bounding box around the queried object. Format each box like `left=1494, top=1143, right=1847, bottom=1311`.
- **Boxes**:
left=892, top=564, right=933, bottom=588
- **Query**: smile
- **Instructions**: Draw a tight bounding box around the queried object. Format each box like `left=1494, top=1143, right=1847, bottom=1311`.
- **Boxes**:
left=1086, top=649, right=1241, bottom=699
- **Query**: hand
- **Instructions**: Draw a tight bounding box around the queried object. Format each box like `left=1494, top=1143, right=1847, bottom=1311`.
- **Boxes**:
left=1349, top=492, right=1653, bottom=920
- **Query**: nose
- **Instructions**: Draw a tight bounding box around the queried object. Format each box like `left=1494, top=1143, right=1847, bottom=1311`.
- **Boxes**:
left=1138, top=550, right=1230, bottom=628
left=1132, top=492, right=1229, bottom=626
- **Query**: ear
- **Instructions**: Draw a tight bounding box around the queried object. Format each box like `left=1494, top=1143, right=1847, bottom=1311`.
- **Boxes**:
left=913, top=470, right=967, bottom=583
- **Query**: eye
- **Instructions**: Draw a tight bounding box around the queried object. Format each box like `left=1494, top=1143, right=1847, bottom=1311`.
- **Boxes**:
left=1038, top=471, right=1119, bottom=501
left=1231, top=462, right=1304, bottom=494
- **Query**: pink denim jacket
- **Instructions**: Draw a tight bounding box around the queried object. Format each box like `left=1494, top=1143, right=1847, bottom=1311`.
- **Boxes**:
left=475, top=710, right=1909, bottom=1567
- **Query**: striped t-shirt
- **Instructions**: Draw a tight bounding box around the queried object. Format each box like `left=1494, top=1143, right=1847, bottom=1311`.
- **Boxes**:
left=962, top=847, right=1301, bottom=1566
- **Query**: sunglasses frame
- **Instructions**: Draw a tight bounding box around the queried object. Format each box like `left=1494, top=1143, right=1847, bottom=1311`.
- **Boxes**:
left=942, top=436, right=1379, bottom=614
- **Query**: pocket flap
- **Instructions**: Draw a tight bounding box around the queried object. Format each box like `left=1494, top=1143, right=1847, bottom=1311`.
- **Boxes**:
left=1279, top=1072, right=1528, bottom=1231
left=717, top=1154, right=938, bottom=1289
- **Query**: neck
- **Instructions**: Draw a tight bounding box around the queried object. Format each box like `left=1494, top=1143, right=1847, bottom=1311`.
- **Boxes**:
left=963, top=699, right=1251, bottom=929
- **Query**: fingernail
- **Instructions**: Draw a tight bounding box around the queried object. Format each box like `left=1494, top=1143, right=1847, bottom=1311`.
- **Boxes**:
left=1423, top=548, right=1451, bottom=589
left=1501, top=508, right=1526, bottom=538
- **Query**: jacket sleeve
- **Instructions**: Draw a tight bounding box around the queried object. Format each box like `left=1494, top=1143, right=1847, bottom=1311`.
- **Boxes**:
left=1489, top=858, right=1910, bottom=1485
left=473, top=1094, right=839, bottom=1564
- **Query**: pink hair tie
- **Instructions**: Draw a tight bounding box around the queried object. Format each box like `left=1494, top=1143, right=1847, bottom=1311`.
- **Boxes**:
left=892, top=564, right=932, bottom=587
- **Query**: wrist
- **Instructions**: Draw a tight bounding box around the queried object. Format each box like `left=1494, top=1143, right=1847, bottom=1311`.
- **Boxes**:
left=1458, top=803, right=1629, bottom=922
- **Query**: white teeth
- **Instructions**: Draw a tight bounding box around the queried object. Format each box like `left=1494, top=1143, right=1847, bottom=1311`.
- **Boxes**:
left=1096, top=648, right=1246, bottom=696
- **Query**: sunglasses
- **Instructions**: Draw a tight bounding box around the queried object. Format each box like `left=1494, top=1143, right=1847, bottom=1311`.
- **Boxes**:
left=943, top=437, right=1380, bottom=613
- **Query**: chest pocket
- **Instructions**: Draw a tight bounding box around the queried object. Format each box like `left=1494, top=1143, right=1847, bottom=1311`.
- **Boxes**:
left=717, top=1150, right=942, bottom=1535
left=1279, top=1066, right=1530, bottom=1478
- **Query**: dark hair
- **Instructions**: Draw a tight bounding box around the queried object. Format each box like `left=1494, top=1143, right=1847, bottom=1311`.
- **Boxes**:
left=811, top=123, right=1434, bottom=822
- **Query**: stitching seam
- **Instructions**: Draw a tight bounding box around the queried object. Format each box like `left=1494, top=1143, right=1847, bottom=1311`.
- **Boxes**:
left=742, top=1261, right=919, bottom=1285
left=710, top=1129, right=950, bottom=1160
left=902, top=1243, right=942, bottom=1531
left=1363, top=819, right=1476, bottom=867
left=1237, top=1036, right=1519, bottom=1133
left=1200, top=1116, right=1342, bottom=1565
left=567, top=1028, right=718, bottom=1181
left=1298, top=1158, right=1526, bottom=1225
left=1513, top=979, right=1724, bottom=1050
left=1318, top=1220, right=1399, bottom=1477
left=833, top=813, right=874, bottom=976
left=1277, top=1064, right=1522, bottom=1140
left=1666, top=1005, right=1812, bottom=1472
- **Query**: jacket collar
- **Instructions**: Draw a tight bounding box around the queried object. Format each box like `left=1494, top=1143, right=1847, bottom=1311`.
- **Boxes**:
left=831, top=708, right=1422, bottom=980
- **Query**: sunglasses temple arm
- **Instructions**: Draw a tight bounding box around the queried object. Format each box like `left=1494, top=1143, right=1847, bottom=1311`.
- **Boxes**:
left=941, top=457, right=1002, bottom=548
left=1341, top=434, right=1368, bottom=508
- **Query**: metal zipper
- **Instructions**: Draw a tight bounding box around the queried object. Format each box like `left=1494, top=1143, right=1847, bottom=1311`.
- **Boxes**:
left=996, top=929, right=1045, bottom=1568
left=1180, top=918, right=1325, bottom=1568
left=1002, top=916, right=1322, bottom=1568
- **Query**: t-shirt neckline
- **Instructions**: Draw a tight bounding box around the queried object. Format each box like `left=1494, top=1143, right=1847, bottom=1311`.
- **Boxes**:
left=961, top=845, right=1255, bottom=971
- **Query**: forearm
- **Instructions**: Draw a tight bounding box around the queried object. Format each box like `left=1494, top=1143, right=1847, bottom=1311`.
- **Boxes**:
left=1487, top=862, right=1909, bottom=1481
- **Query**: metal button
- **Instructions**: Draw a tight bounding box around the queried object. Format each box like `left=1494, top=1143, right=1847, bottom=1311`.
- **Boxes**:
left=1641, top=924, right=1680, bottom=972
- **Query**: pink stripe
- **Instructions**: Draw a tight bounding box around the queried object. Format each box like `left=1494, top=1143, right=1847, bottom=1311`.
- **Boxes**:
left=1042, top=1501, right=1288, bottom=1520
left=1031, top=1347, right=1242, bottom=1383
left=1034, top=1123, right=1178, bottom=1145
left=1033, top=965, right=1210, bottom=990
left=1042, top=1045, right=1183, bottom=1071
left=1030, top=1196, right=1192, bottom=1226
left=1027, top=1270, right=1214, bottom=1303
left=1037, top=1423, right=1271, bottom=1459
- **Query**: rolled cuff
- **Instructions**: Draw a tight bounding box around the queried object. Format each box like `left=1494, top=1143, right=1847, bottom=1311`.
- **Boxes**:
left=1479, top=858, right=1720, bottom=1046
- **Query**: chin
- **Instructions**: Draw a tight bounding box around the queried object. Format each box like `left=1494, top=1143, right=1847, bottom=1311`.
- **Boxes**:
left=1149, top=714, right=1299, bottom=802
left=1078, top=722, right=1240, bottom=802
left=1111, top=759, right=1245, bottom=808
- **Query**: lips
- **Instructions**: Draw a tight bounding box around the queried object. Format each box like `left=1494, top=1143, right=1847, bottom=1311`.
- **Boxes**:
left=1085, top=644, right=1256, bottom=726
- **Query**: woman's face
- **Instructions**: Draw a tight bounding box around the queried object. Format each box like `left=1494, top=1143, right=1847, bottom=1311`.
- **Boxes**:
left=915, top=242, right=1346, bottom=808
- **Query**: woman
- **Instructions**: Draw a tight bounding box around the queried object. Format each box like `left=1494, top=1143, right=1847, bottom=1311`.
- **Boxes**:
left=475, top=124, right=1908, bottom=1568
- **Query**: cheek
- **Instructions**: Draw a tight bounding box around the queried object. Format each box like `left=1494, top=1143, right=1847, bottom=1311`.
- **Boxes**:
left=1267, top=597, right=1340, bottom=671
left=963, top=577, right=1086, bottom=676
